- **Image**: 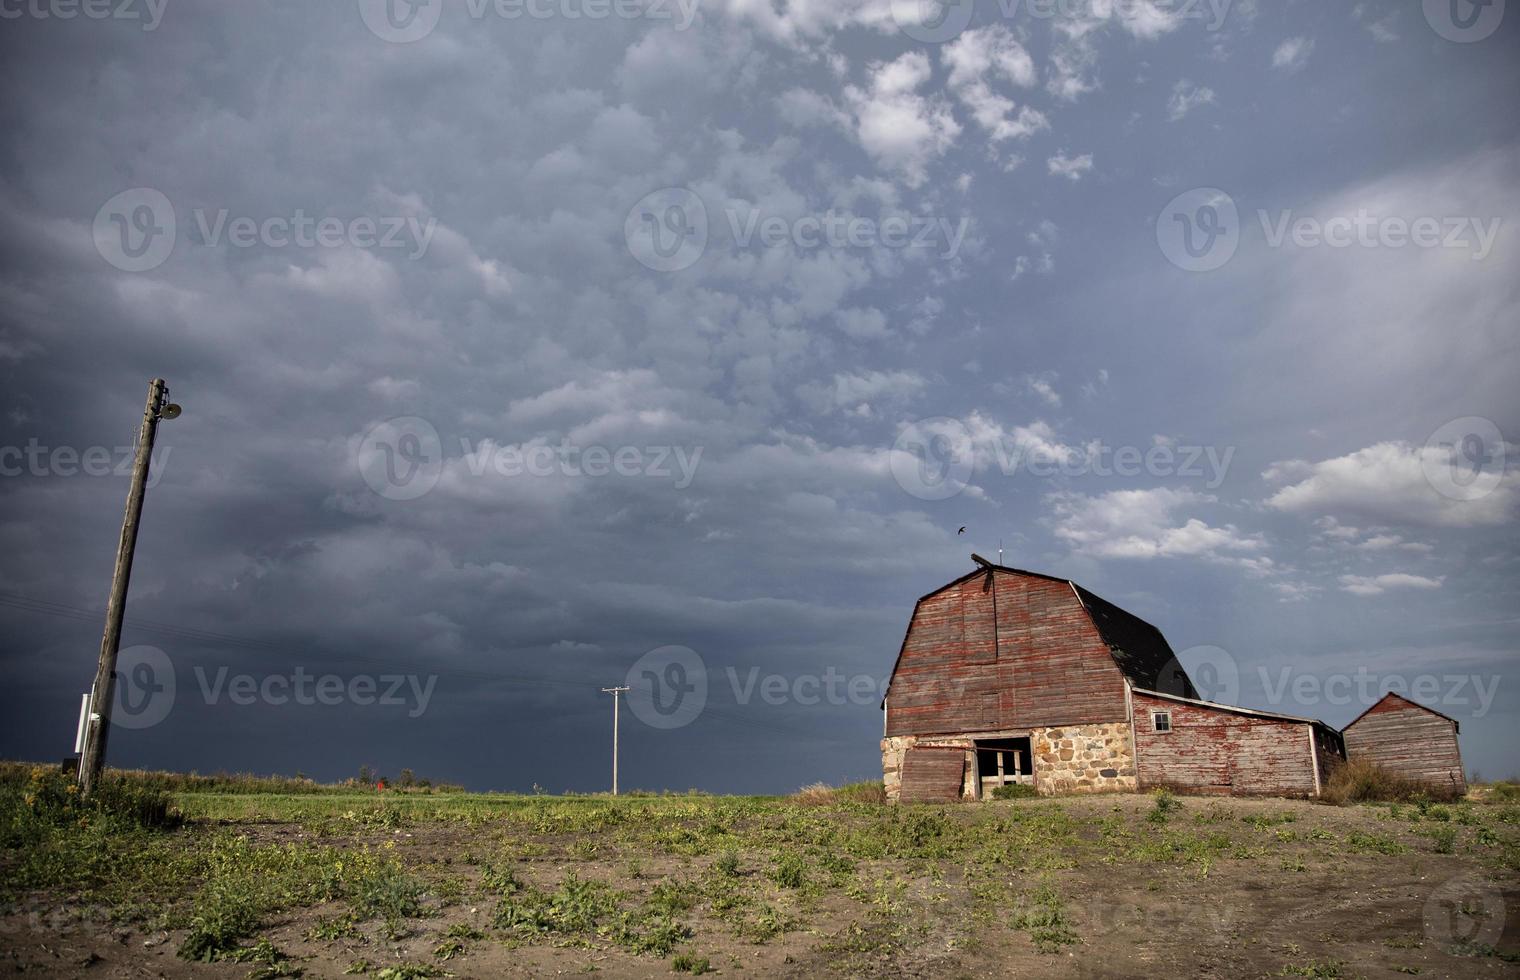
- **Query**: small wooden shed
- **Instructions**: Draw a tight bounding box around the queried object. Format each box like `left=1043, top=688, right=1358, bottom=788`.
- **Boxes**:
left=1342, top=693, right=1467, bottom=796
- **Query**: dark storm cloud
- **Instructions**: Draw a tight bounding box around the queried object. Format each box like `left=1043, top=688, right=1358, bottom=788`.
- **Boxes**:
left=2, top=0, right=1517, bottom=789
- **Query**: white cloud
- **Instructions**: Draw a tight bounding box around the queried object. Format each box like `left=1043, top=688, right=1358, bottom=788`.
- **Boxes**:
left=1047, top=152, right=1095, bottom=181
left=1021, top=374, right=1062, bottom=408
left=1049, top=487, right=1267, bottom=564
left=1265, top=441, right=1517, bottom=528
left=797, top=369, right=926, bottom=417
left=942, top=30, right=1047, bottom=150
left=1338, top=573, right=1444, bottom=596
left=843, top=52, right=961, bottom=187
left=1167, top=80, right=1216, bottom=121
left=1272, top=36, right=1315, bottom=74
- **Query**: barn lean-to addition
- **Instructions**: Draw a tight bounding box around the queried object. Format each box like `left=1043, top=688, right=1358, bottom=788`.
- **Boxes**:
left=881, top=557, right=1347, bottom=801
left=1341, top=692, right=1467, bottom=796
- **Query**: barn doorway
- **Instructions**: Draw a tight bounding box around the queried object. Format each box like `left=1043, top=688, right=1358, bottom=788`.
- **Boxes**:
left=976, top=737, right=1033, bottom=797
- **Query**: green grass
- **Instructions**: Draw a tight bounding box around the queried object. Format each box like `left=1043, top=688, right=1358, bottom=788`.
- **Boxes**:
left=1009, top=883, right=1079, bottom=953
left=9, top=759, right=1520, bottom=974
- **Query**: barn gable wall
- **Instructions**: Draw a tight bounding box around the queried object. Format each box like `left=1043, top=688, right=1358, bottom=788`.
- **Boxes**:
left=1343, top=697, right=1465, bottom=794
left=885, top=571, right=1128, bottom=737
left=1132, top=692, right=1319, bottom=797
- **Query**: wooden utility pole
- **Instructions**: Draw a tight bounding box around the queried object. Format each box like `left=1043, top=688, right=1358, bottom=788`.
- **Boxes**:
left=601, top=685, right=629, bottom=795
left=78, top=378, right=179, bottom=795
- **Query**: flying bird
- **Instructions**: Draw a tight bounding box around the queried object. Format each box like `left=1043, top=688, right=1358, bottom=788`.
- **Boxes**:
left=957, top=526, right=966, bottom=535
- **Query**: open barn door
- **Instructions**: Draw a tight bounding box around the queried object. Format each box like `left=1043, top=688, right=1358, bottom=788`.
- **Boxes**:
left=900, top=745, right=966, bottom=802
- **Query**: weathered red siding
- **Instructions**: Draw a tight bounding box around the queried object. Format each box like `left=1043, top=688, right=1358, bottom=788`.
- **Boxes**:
left=899, top=746, right=967, bottom=802
left=1342, top=695, right=1465, bottom=795
left=885, top=571, right=1127, bottom=737
left=1132, top=692, right=1320, bottom=797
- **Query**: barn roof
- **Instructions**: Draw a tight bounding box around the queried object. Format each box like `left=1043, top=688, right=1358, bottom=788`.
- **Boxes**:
left=1342, top=691, right=1461, bottom=734
left=1071, top=583, right=1197, bottom=699
left=1133, top=687, right=1339, bottom=734
left=883, top=559, right=1198, bottom=701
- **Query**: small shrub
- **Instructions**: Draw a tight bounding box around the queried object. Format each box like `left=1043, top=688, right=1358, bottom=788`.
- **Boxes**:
left=177, top=881, right=263, bottom=961
left=672, top=953, right=713, bottom=974
left=1010, top=884, right=1078, bottom=953
left=1425, top=825, right=1458, bottom=854
left=352, top=864, right=426, bottom=921
left=1320, top=760, right=1440, bottom=805
left=1147, top=789, right=1182, bottom=824
left=769, top=852, right=807, bottom=889
left=713, top=849, right=740, bottom=877
left=991, top=784, right=1039, bottom=800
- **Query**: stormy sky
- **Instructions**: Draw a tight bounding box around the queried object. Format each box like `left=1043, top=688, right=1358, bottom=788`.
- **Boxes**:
left=0, top=0, right=1516, bottom=792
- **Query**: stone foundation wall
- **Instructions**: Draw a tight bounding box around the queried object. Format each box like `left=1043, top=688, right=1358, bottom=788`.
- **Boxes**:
left=884, top=722, right=1136, bottom=800
left=1032, top=722, right=1136, bottom=794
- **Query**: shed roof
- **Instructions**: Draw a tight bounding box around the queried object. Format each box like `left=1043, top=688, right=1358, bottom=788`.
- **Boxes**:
left=1342, top=691, right=1461, bottom=734
left=1134, top=687, right=1339, bottom=735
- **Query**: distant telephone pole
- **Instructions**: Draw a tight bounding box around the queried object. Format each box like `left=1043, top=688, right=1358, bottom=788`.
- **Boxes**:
left=78, top=378, right=180, bottom=795
left=601, top=685, right=629, bottom=795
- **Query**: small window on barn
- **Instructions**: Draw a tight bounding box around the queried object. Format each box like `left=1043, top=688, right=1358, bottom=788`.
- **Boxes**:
left=1152, top=711, right=1172, bottom=733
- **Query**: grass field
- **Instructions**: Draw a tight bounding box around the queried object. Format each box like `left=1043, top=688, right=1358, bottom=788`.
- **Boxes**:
left=1, top=764, right=1517, bottom=978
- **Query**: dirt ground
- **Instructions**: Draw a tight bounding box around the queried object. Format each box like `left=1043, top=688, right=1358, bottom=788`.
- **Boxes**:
left=2, top=793, right=1516, bottom=979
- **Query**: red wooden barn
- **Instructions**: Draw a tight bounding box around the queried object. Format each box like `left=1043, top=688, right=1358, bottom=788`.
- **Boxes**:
left=1342, top=692, right=1466, bottom=796
left=882, top=557, right=1345, bottom=801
